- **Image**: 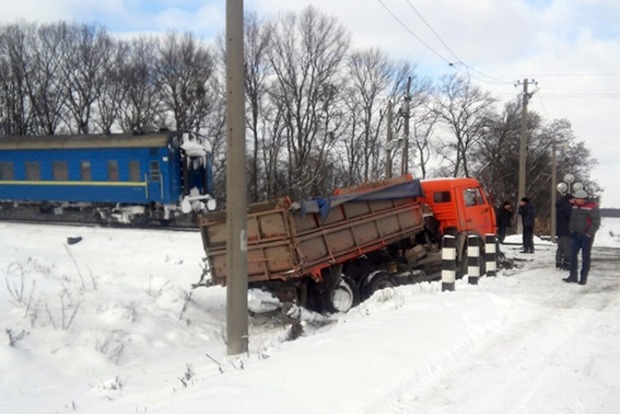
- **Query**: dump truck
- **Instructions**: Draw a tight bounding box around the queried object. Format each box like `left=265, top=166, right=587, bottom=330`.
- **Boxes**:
left=197, top=175, right=496, bottom=313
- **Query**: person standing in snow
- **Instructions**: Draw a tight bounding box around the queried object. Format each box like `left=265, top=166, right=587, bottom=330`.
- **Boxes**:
left=496, top=201, right=514, bottom=244
left=518, top=197, right=536, bottom=253
left=563, top=189, right=600, bottom=285
left=555, top=193, right=574, bottom=270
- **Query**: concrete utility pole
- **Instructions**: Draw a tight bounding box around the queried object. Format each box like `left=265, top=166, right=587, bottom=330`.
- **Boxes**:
left=551, top=139, right=557, bottom=243
left=401, top=77, right=411, bottom=176
left=516, top=78, right=535, bottom=234
left=386, top=101, right=394, bottom=179
left=225, top=0, right=248, bottom=356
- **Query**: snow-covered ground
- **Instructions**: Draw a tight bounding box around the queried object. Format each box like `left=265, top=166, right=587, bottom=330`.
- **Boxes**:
left=1, top=218, right=620, bottom=414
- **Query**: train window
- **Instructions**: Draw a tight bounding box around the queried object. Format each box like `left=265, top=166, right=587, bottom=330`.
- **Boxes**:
left=107, top=161, right=119, bottom=181
left=81, top=161, right=92, bottom=181
left=0, top=161, right=14, bottom=180
left=129, top=161, right=140, bottom=182
left=25, top=161, right=40, bottom=181
left=52, top=161, right=69, bottom=181
left=149, top=161, right=161, bottom=182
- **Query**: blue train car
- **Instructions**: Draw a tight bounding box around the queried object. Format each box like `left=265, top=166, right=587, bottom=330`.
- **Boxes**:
left=0, top=131, right=214, bottom=224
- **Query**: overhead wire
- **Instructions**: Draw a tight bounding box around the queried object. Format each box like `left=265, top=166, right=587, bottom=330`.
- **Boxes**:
left=377, top=0, right=512, bottom=85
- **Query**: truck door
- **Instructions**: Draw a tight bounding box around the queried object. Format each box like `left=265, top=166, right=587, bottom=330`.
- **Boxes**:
left=460, top=186, right=494, bottom=235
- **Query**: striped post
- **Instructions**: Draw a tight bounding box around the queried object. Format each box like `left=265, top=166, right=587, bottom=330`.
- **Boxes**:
left=485, top=234, right=497, bottom=277
left=467, top=235, right=480, bottom=285
left=441, top=235, right=456, bottom=292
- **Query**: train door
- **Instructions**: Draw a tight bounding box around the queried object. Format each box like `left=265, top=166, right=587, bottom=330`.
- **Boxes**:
left=147, top=160, right=163, bottom=202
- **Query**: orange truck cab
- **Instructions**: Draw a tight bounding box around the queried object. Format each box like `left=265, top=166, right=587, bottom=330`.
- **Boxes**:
left=420, top=177, right=497, bottom=238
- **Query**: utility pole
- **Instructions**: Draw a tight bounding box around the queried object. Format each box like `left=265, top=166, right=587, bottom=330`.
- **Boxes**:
left=551, top=139, right=557, bottom=243
left=516, top=78, right=535, bottom=234
left=386, top=101, right=393, bottom=179
left=401, top=77, right=411, bottom=176
left=225, top=0, right=248, bottom=356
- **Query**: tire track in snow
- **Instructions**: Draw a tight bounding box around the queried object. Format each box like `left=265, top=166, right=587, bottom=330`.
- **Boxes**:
left=380, top=247, right=620, bottom=414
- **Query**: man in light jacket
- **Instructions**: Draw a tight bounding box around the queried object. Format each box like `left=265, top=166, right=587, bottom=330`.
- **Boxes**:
left=563, top=189, right=601, bottom=285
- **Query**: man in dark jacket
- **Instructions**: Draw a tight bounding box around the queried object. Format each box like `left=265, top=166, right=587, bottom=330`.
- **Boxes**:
left=496, top=201, right=514, bottom=244
left=555, top=193, right=574, bottom=270
left=563, top=189, right=601, bottom=285
left=518, top=197, right=536, bottom=253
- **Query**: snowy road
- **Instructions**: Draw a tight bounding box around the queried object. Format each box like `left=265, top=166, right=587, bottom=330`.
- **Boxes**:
left=385, top=246, right=620, bottom=414
left=3, top=222, right=620, bottom=414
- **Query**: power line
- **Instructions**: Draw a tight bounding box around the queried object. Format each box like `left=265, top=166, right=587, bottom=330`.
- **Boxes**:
left=402, top=0, right=511, bottom=85
left=376, top=0, right=451, bottom=65
left=378, top=0, right=511, bottom=84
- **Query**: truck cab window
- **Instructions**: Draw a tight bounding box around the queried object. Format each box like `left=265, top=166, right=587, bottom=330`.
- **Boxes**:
left=463, top=188, right=485, bottom=207
left=433, top=191, right=451, bottom=203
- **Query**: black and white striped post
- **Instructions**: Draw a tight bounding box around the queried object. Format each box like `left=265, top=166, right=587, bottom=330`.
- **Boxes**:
left=441, top=235, right=456, bottom=292
left=467, top=235, right=480, bottom=285
left=485, top=234, right=497, bottom=277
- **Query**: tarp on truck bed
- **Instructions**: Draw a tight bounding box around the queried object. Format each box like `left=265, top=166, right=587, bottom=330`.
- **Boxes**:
left=291, top=179, right=424, bottom=218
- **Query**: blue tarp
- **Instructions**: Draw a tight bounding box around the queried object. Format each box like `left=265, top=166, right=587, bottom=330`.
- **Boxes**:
left=291, top=179, right=424, bottom=219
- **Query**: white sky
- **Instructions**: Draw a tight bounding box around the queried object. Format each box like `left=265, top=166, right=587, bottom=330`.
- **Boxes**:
left=1, top=220, right=620, bottom=412
left=1, top=0, right=618, bottom=206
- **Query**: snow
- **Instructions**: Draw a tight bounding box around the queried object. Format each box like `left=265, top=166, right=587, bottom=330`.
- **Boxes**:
left=2, top=218, right=620, bottom=413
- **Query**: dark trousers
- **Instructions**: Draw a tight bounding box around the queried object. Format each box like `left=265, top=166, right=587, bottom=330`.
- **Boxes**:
left=569, top=233, right=593, bottom=283
left=556, top=236, right=571, bottom=269
left=522, top=226, right=534, bottom=252
left=498, top=226, right=507, bottom=243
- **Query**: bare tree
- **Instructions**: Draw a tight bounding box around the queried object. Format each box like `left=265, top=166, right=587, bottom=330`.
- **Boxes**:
left=268, top=6, right=350, bottom=199
left=156, top=32, right=216, bottom=132
left=59, top=23, right=113, bottom=134
left=244, top=13, right=273, bottom=201
left=117, top=37, right=163, bottom=133
left=26, top=23, right=70, bottom=135
left=341, top=48, right=392, bottom=184
left=432, top=74, right=497, bottom=177
left=0, top=24, right=33, bottom=136
left=94, top=40, right=127, bottom=134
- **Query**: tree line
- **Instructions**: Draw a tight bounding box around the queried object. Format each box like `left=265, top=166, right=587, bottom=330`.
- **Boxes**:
left=0, top=6, right=600, bottom=227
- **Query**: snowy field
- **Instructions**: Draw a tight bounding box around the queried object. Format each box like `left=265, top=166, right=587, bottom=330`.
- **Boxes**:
left=1, top=218, right=620, bottom=414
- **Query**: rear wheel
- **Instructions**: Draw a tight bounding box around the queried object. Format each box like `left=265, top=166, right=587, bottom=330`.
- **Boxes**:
left=362, top=272, right=395, bottom=300
left=323, top=277, right=359, bottom=313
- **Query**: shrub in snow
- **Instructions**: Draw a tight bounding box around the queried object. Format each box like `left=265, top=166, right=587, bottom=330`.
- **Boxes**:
left=5, top=328, right=29, bottom=346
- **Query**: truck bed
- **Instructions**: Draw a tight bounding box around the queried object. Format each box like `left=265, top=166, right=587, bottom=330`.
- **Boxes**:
left=198, top=177, right=426, bottom=285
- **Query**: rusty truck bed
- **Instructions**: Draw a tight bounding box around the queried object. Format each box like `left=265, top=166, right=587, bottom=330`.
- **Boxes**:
left=198, top=177, right=426, bottom=285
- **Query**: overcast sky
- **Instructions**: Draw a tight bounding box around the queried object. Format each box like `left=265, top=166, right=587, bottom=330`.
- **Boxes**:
left=2, top=0, right=619, bottom=207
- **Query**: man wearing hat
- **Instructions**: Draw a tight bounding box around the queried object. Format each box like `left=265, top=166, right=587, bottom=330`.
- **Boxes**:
left=563, top=189, right=600, bottom=285
left=518, top=197, right=536, bottom=253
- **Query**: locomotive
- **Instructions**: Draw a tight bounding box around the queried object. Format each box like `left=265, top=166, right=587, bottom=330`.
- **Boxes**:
left=0, top=131, right=215, bottom=225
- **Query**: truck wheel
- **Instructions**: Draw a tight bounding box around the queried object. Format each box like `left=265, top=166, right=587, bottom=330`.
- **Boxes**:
left=324, top=277, right=359, bottom=313
left=362, top=272, right=394, bottom=300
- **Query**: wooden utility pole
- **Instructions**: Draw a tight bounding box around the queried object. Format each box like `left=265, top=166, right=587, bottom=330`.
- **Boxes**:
left=386, top=101, right=393, bottom=178
left=225, top=0, right=248, bottom=356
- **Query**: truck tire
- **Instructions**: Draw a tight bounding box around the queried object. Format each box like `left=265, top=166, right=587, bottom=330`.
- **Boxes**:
left=362, top=272, right=394, bottom=300
left=322, top=276, right=359, bottom=313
